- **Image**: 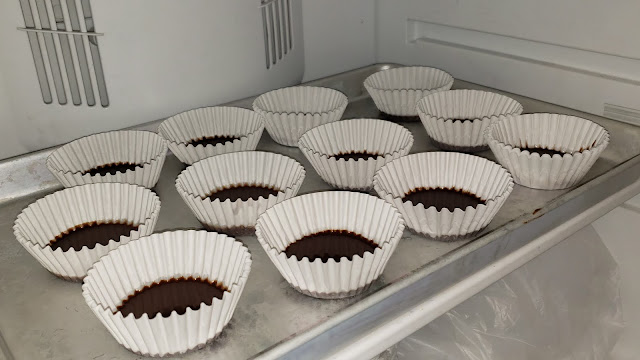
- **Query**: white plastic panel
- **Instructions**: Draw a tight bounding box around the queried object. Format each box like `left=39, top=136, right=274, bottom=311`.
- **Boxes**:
left=0, top=0, right=304, bottom=160
left=0, top=69, right=26, bottom=157
left=301, top=0, right=375, bottom=81
left=396, top=0, right=640, bottom=59
left=375, top=0, right=640, bottom=121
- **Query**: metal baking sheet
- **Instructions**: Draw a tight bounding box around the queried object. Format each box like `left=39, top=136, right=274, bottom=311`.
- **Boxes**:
left=1, top=64, right=639, bottom=360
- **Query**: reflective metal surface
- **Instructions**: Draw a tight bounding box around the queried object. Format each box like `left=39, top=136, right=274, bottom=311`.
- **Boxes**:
left=0, top=64, right=639, bottom=359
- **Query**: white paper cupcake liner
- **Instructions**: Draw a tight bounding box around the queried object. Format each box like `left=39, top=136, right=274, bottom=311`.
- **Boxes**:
left=47, top=130, right=168, bottom=188
left=364, top=66, right=454, bottom=117
left=373, top=152, right=513, bottom=240
left=13, top=183, right=161, bottom=281
left=158, top=106, right=265, bottom=165
left=298, top=119, right=414, bottom=191
left=252, top=86, right=348, bottom=146
left=82, top=230, right=252, bottom=357
left=485, top=113, right=610, bottom=190
left=256, top=191, right=405, bottom=299
left=417, top=90, right=523, bottom=151
left=176, top=151, right=306, bottom=235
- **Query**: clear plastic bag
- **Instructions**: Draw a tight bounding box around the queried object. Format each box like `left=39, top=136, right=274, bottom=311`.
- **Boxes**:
left=397, top=225, right=623, bottom=360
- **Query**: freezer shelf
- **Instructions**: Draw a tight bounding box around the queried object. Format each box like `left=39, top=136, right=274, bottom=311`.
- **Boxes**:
left=0, top=64, right=639, bottom=360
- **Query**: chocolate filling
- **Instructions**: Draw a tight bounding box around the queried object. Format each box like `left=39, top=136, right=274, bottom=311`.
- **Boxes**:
left=403, top=188, right=485, bottom=211
left=85, top=162, right=143, bottom=176
left=284, top=230, right=378, bottom=262
left=117, top=277, right=228, bottom=319
left=188, top=135, right=240, bottom=148
left=206, top=185, right=279, bottom=202
left=519, top=147, right=571, bottom=157
left=331, top=151, right=382, bottom=161
left=452, top=118, right=476, bottom=123
left=379, top=112, right=420, bottom=123
left=50, top=222, right=138, bottom=251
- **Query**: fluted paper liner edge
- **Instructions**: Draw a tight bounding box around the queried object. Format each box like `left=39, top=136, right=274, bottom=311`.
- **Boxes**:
left=485, top=113, right=610, bottom=190
left=255, top=191, right=404, bottom=298
left=252, top=86, right=348, bottom=146
left=13, top=183, right=161, bottom=280
left=176, top=151, right=306, bottom=232
left=364, top=67, right=454, bottom=117
left=373, top=152, right=513, bottom=239
left=158, top=106, right=265, bottom=165
left=298, top=119, right=414, bottom=190
left=417, top=90, right=523, bottom=150
left=82, top=230, right=251, bottom=357
left=46, top=130, right=168, bottom=188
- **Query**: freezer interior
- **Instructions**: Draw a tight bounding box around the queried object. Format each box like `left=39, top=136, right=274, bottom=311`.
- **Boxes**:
left=0, top=1, right=639, bottom=359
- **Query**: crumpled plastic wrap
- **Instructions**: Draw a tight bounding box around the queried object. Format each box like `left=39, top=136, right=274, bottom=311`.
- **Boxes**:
left=397, top=225, right=623, bottom=360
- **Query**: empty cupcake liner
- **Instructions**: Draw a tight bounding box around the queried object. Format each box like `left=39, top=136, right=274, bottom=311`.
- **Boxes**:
left=176, top=151, right=306, bottom=235
left=417, top=90, right=523, bottom=151
left=298, top=119, right=414, bottom=191
left=47, top=130, right=168, bottom=188
left=252, top=86, right=348, bottom=146
left=364, top=66, right=454, bottom=117
left=485, top=113, right=610, bottom=190
left=255, top=191, right=405, bottom=299
left=158, top=106, right=265, bottom=165
left=373, top=152, right=513, bottom=240
left=82, top=230, right=252, bottom=357
left=13, top=183, right=161, bottom=281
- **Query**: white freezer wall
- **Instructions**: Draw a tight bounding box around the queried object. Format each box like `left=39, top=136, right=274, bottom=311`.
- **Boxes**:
left=0, top=0, right=372, bottom=160
left=301, top=0, right=375, bottom=81
left=2, top=0, right=639, bottom=160
left=0, top=4, right=31, bottom=159
left=0, top=69, right=26, bottom=157
left=375, top=0, right=640, bottom=123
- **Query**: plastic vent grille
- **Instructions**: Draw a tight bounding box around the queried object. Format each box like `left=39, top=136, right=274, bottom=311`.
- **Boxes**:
left=17, top=0, right=108, bottom=107
left=261, top=0, right=293, bottom=69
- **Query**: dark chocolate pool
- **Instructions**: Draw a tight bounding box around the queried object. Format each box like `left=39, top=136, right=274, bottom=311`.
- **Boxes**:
left=188, top=135, right=240, bottom=148
left=403, top=188, right=485, bottom=211
left=117, top=277, right=228, bottom=319
left=206, top=185, right=279, bottom=202
left=85, top=163, right=143, bottom=176
left=50, top=222, right=138, bottom=252
left=519, top=147, right=574, bottom=157
left=285, top=230, right=378, bottom=262
left=331, top=151, right=382, bottom=161
left=379, top=112, right=420, bottom=123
